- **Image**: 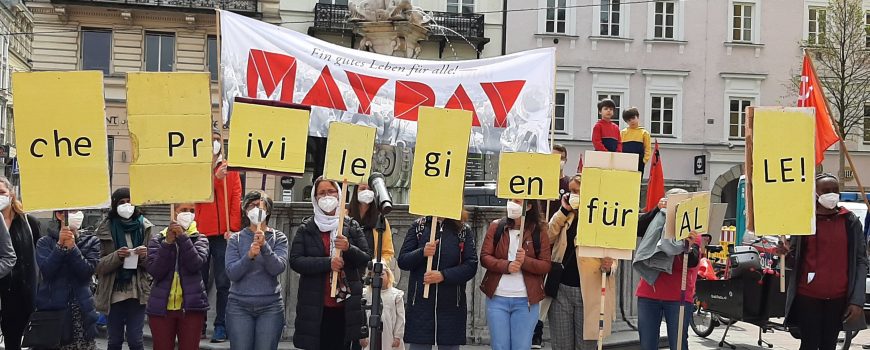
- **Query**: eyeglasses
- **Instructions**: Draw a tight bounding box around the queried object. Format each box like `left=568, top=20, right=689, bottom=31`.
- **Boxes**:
left=316, top=189, right=339, bottom=197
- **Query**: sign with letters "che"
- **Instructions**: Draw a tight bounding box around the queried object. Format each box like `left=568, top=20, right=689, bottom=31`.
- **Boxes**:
left=497, top=152, right=561, bottom=199
left=227, top=101, right=310, bottom=175
left=323, top=122, right=375, bottom=184
left=409, top=107, right=471, bottom=220
left=126, top=72, right=214, bottom=205
left=13, top=71, right=111, bottom=211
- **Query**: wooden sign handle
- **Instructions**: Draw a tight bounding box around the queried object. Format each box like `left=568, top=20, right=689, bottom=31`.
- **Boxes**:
left=330, top=179, right=348, bottom=298
left=676, top=251, right=689, bottom=350
left=779, top=235, right=786, bottom=293
left=597, top=265, right=608, bottom=350
left=423, top=216, right=438, bottom=299
left=223, top=176, right=231, bottom=237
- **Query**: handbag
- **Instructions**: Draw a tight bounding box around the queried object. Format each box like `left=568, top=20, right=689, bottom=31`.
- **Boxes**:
left=22, top=309, right=73, bottom=348
left=543, top=262, right=564, bottom=298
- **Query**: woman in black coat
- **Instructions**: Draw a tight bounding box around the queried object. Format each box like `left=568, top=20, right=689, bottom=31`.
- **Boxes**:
left=398, top=215, right=478, bottom=350
left=289, top=177, right=371, bottom=350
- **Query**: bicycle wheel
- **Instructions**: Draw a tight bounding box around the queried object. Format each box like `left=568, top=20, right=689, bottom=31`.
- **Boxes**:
left=690, top=299, right=717, bottom=338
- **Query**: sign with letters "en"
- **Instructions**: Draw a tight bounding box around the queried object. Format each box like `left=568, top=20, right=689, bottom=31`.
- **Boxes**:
left=13, top=71, right=111, bottom=211
left=497, top=152, right=561, bottom=199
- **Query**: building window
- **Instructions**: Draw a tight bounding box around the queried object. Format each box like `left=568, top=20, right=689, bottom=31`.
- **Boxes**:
left=318, top=0, right=348, bottom=4
left=865, top=11, right=869, bottom=47
left=597, top=92, right=622, bottom=127
left=207, top=35, right=218, bottom=81
left=81, top=28, right=112, bottom=75
left=145, top=32, right=175, bottom=72
left=808, top=7, right=827, bottom=45
left=729, top=98, right=752, bottom=139
left=555, top=90, right=568, bottom=134
left=732, top=3, right=753, bottom=42
left=650, top=95, right=675, bottom=136
left=600, top=0, right=621, bottom=36
left=864, top=104, right=870, bottom=143
left=653, top=1, right=676, bottom=39
left=546, top=0, right=568, bottom=34
left=447, top=0, right=474, bottom=14
left=0, top=36, right=8, bottom=92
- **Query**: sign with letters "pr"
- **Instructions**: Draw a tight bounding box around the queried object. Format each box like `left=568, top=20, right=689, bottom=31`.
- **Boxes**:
left=13, top=71, right=111, bottom=211
left=126, top=72, right=214, bottom=205
left=497, top=152, right=561, bottom=199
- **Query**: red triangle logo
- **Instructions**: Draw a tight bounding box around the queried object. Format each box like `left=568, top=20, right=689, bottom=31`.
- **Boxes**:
left=301, top=66, right=348, bottom=111
left=345, top=71, right=388, bottom=115
left=444, top=85, right=480, bottom=127
left=394, top=80, right=435, bottom=121
left=480, top=80, right=525, bottom=128
left=246, top=49, right=296, bottom=102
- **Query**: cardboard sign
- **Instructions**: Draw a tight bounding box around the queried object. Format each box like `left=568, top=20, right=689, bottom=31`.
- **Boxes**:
left=576, top=167, right=641, bottom=251
left=497, top=152, right=561, bottom=199
left=126, top=73, right=214, bottom=205
left=672, top=192, right=711, bottom=240
left=706, top=203, right=729, bottom=244
left=323, top=122, right=376, bottom=184
left=409, top=107, right=471, bottom=220
left=749, top=107, right=815, bottom=235
left=12, top=71, right=111, bottom=211
left=227, top=101, right=310, bottom=175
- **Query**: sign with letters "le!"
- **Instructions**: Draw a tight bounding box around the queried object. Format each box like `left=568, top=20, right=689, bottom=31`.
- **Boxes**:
left=126, top=72, right=214, bottom=205
left=13, top=71, right=111, bottom=211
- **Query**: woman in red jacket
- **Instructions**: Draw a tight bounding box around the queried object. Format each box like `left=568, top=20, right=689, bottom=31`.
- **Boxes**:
left=480, top=199, right=552, bottom=350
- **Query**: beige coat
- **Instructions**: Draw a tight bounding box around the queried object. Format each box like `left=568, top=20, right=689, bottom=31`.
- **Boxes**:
left=544, top=208, right=617, bottom=340
left=94, top=218, right=154, bottom=314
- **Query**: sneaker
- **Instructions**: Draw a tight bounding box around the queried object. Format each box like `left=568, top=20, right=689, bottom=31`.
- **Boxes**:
left=531, top=320, right=543, bottom=349
left=211, top=325, right=227, bottom=343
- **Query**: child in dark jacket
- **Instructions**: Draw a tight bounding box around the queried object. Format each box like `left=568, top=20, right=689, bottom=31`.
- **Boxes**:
left=146, top=203, right=209, bottom=350
left=592, top=99, right=622, bottom=152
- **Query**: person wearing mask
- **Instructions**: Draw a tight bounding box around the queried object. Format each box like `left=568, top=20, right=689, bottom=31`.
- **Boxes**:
left=225, top=191, right=289, bottom=350
left=33, top=211, right=100, bottom=350
left=348, top=183, right=396, bottom=276
left=290, top=177, right=370, bottom=350
left=546, top=175, right=616, bottom=350
left=95, top=188, right=153, bottom=350
left=197, top=128, right=242, bottom=342
left=779, top=173, right=868, bottom=350
left=632, top=188, right=700, bottom=350
left=480, top=199, right=552, bottom=350
left=0, top=176, right=42, bottom=350
left=398, top=212, right=478, bottom=350
left=146, top=203, right=209, bottom=350
left=359, top=263, right=405, bottom=350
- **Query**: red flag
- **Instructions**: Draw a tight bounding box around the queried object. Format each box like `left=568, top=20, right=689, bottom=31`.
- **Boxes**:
left=798, top=53, right=840, bottom=164
left=645, top=141, right=665, bottom=212
left=576, top=155, right=584, bottom=174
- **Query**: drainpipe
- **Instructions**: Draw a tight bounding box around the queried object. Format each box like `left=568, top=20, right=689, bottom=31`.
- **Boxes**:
left=500, top=0, right=507, bottom=55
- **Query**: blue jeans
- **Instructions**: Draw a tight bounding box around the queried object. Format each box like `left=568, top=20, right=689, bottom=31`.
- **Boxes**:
left=226, top=298, right=285, bottom=350
left=107, top=298, right=146, bottom=350
left=637, top=297, right=691, bottom=350
left=407, top=344, right=460, bottom=350
left=202, top=236, right=230, bottom=328
left=486, top=296, right=540, bottom=350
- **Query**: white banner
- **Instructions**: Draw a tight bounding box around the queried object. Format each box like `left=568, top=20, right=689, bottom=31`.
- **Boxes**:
left=219, top=10, right=555, bottom=153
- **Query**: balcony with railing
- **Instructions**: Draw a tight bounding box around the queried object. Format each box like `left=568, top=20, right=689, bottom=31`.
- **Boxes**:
left=309, top=3, right=489, bottom=54
left=52, top=0, right=259, bottom=15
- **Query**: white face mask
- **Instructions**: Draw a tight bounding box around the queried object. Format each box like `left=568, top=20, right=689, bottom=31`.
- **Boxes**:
left=247, top=207, right=266, bottom=226
left=818, top=192, right=840, bottom=210
left=176, top=212, right=195, bottom=230
left=213, top=140, right=222, bottom=156
left=68, top=211, right=84, bottom=230
left=0, top=195, right=11, bottom=211
left=506, top=201, right=524, bottom=220
left=318, top=196, right=339, bottom=213
left=117, top=203, right=135, bottom=219
left=357, top=190, right=375, bottom=204
left=569, top=193, right=581, bottom=210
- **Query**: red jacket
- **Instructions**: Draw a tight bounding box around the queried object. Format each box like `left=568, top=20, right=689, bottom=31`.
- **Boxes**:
left=592, top=119, right=622, bottom=152
left=196, top=161, right=242, bottom=237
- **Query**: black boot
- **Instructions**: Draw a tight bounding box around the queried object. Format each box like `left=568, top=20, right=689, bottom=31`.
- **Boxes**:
left=532, top=320, right=544, bottom=349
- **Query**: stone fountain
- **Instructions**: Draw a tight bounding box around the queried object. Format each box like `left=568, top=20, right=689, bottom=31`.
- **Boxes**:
left=348, top=0, right=430, bottom=58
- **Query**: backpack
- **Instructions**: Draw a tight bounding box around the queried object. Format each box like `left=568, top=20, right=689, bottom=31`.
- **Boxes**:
left=492, top=218, right=541, bottom=257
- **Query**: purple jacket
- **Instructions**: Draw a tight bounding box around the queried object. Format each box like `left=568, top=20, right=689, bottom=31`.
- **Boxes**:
left=145, top=228, right=209, bottom=316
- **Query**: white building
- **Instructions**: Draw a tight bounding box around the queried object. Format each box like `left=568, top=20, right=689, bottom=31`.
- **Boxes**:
left=0, top=0, right=32, bottom=176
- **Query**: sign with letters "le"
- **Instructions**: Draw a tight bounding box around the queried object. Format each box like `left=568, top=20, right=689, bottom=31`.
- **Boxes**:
left=323, top=122, right=375, bottom=184
left=13, top=71, right=111, bottom=211
left=497, top=152, right=561, bottom=199
left=126, top=72, right=214, bottom=205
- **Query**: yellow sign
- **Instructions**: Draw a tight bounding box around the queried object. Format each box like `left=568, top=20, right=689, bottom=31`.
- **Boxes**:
left=227, top=101, right=310, bottom=175
left=13, top=71, right=111, bottom=211
left=575, top=167, right=641, bottom=251
left=497, top=152, right=561, bottom=199
left=323, top=122, right=375, bottom=184
left=409, top=107, right=471, bottom=220
left=751, top=107, right=815, bottom=235
left=674, top=192, right=711, bottom=240
left=127, top=72, right=214, bottom=205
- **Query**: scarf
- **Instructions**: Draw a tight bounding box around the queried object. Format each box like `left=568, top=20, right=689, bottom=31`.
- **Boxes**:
left=111, top=216, right=145, bottom=287
left=311, top=180, right=342, bottom=257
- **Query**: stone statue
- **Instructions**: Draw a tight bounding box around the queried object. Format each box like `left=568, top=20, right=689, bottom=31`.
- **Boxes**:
left=349, top=0, right=429, bottom=27
left=348, top=0, right=429, bottom=57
